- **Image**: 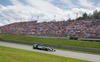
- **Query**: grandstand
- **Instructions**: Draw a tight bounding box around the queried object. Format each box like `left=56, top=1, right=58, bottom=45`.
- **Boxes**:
left=0, top=19, right=100, bottom=41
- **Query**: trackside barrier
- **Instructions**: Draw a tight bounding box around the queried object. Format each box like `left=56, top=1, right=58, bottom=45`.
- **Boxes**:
left=3, top=40, right=100, bottom=53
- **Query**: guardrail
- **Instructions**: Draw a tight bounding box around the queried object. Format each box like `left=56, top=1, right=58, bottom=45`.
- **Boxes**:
left=79, top=38, right=100, bottom=42
left=2, top=40, right=100, bottom=53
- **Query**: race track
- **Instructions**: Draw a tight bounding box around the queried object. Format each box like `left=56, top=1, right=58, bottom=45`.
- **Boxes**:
left=0, top=42, right=100, bottom=62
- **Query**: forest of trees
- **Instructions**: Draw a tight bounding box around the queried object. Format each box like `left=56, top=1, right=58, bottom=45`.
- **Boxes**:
left=77, top=10, right=100, bottom=20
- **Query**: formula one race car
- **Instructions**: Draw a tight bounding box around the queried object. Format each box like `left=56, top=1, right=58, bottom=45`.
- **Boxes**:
left=33, top=44, right=56, bottom=52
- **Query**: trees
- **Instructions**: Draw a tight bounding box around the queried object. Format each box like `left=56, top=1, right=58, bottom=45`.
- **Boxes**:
left=77, top=10, right=100, bottom=20
left=92, top=10, right=100, bottom=19
left=82, top=12, right=88, bottom=19
left=76, top=12, right=88, bottom=20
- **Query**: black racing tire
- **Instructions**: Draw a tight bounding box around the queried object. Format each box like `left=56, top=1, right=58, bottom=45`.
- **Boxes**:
left=33, top=47, right=36, bottom=49
left=45, top=49, right=48, bottom=51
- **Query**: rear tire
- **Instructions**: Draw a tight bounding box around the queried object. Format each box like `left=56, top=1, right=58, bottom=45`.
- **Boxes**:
left=33, top=47, right=36, bottom=49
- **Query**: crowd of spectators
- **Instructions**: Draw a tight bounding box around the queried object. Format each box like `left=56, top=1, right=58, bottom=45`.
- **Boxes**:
left=0, top=19, right=100, bottom=38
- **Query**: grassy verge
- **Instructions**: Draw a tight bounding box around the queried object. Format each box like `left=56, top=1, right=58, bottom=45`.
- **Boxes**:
left=0, top=46, right=89, bottom=62
left=0, top=40, right=99, bottom=55
left=0, top=34, right=100, bottom=49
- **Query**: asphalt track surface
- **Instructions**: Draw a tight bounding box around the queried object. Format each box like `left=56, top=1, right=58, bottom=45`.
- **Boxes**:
left=0, top=42, right=100, bottom=62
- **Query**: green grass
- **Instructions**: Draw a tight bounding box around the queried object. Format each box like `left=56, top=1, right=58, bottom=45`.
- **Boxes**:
left=0, top=34, right=100, bottom=49
left=0, top=46, right=89, bottom=62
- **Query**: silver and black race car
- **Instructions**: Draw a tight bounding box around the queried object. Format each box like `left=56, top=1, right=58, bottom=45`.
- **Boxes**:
left=33, top=44, right=56, bottom=52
